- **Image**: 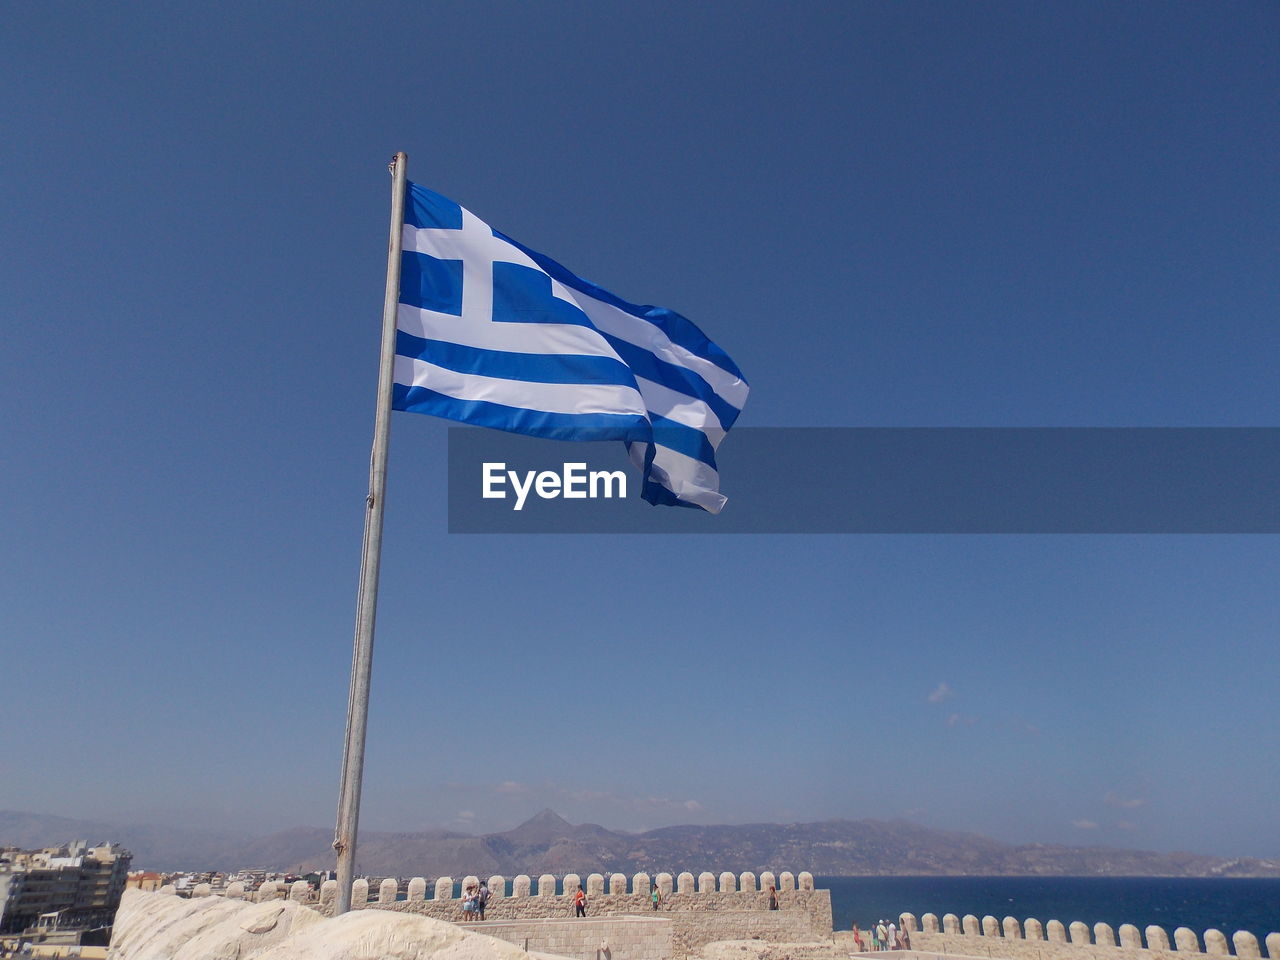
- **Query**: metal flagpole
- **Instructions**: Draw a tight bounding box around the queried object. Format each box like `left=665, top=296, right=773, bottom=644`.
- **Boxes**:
left=333, top=151, right=407, bottom=916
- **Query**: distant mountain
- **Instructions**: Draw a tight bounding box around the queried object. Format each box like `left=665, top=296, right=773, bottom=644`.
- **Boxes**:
left=4, top=808, right=1277, bottom=878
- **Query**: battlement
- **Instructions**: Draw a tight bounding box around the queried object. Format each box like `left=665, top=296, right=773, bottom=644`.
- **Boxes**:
left=166, top=870, right=816, bottom=904
left=897, top=911, right=1280, bottom=960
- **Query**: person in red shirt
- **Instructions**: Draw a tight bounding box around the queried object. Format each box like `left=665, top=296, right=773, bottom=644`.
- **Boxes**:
left=574, top=884, right=587, bottom=917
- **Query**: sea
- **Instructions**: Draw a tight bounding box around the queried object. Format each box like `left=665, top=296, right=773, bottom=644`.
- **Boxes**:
left=822, top=876, right=1280, bottom=940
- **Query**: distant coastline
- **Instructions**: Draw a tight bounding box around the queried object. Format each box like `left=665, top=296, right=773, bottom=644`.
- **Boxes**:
left=3, top=809, right=1276, bottom=878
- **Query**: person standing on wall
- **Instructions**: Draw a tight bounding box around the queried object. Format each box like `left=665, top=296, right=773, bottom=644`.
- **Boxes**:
left=651, top=883, right=662, bottom=911
left=462, top=885, right=475, bottom=922
left=767, top=885, right=779, bottom=910
left=574, top=884, right=587, bottom=918
left=477, top=880, right=490, bottom=921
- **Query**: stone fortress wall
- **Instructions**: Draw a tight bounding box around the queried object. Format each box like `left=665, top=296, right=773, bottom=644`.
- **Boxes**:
left=878, top=910, right=1280, bottom=960
left=165, top=870, right=832, bottom=959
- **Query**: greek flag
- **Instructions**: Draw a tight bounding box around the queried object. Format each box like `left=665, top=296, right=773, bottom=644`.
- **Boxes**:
left=393, top=182, right=749, bottom=513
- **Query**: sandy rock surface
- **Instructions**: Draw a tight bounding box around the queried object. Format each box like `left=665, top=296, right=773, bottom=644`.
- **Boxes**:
left=108, top=891, right=570, bottom=960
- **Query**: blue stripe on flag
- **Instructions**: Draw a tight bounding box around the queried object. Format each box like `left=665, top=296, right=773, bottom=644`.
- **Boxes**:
left=393, top=384, right=651, bottom=443
left=650, top=415, right=717, bottom=466
left=395, top=331, right=638, bottom=388
left=404, top=183, right=462, bottom=230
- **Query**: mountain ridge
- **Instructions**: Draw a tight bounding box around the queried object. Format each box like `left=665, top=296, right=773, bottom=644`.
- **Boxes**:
left=3, top=809, right=1276, bottom=878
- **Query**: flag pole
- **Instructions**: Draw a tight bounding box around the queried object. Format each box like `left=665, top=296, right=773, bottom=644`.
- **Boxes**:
left=333, top=151, right=407, bottom=916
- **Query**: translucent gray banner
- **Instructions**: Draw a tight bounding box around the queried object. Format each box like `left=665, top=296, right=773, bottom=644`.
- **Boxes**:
left=447, top=428, right=1280, bottom=534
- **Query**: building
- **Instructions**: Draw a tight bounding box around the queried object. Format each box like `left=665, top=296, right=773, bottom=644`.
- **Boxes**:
left=0, top=841, right=132, bottom=937
left=125, top=871, right=164, bottom=893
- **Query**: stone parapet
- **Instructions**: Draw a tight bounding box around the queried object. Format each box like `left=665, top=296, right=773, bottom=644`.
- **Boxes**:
left=469, top=916, right=672, bottom=960
left=370, top=888, right=830, bottom=934
left=366, top=887, right=832, bottom=958
left=905, top=912, right=1279, bottom=960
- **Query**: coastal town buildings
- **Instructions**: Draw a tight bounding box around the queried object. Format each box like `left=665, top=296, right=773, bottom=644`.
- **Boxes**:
left=0, top=841, right=131, bottom=949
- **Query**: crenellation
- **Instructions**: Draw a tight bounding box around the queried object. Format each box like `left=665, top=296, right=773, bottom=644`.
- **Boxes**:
left=562, top=873, right=581, bottom=897
left=1026, top=918, right=1045, bottom=941
left=677, top=871, right=694, bottom=894
left=319, top=880, right=337, bottom=909
left=963, top=915, right=980, bottom=936
left=1265, top=932, right=1280, bottom=959
left=739, top=871, right=757, bottom=893
left=633, top=872, right=651, bottom=897
left=536, top=873, right=556, bottom=897
left=1047, top=919, right=1067, bottom=943
left=798, top=871, right=814, bottom=891
left=378, top=878, right=397, bottom=903
left=406, top=877, right=425, bottom=902
left=588, top=873, right=605, bottom=897
left=1004, top=916, right=1022, bottom=939
left=434, top=876, right=453, bottom=901
left=1120, top=924, right=1142, bottom=948
left=1204, top=930, right=1229, bottom=955
left=698, top=871, right=717, bottom=893
left=1071, top=921, right=1093, bottom=945
left=901, top=912, right=918, bottom=933
left=609, top=872, right=628, bottom=895
left=944, top=913, right=961, bottom=935
left=760, top=871, right=776, bottom=892
left=1095, top=922, right=1116, bottom=947
left=512, top=874, right=531, bottom=898
left=1176, top=927, right=1202, bottom=953
left=291, top=880, right=311, bottom=903
left=922, top=913, right=940, bottom=934
left=779, top=871, right=795, bottom=892
left=225, top=882, right=245, bottom=900
left=350, top=879, right=368, bottom=906
left=983, top=915, right=1000, bottom=937
left=192, top=883, right=211, bottom=898
left=656, top=872, right=674, bottom=896
left=488, top=875, right=505, bottom=898
left=1235, top=932, right=1261, bottom=959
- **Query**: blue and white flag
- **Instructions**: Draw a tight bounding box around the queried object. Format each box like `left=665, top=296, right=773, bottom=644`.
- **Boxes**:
left=393, top=182, right=749, bottom=513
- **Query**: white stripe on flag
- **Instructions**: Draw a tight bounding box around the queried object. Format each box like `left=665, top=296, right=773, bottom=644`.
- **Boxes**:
left=397, top=304, right=625, bottom=360
left=394, top=356, right=647, bottom=417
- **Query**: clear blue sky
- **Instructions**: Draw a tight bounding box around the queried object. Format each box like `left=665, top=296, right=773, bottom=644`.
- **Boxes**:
left=2, top=2, right=1277, bottom=858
